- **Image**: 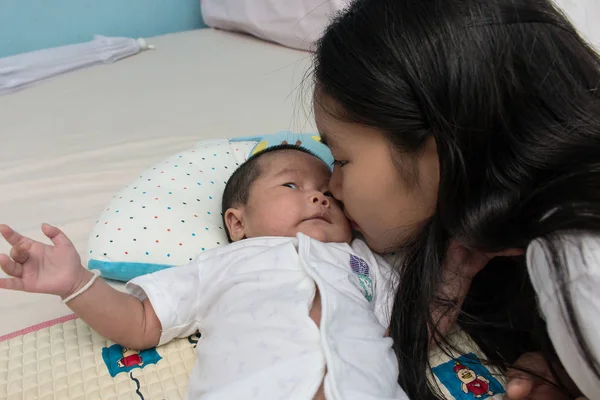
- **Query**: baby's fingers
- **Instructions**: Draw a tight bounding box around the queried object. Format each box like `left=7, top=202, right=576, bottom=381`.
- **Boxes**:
left=10, top=244, right=30, bottom=264
left=41, top=223, right=73, bottom=247
left=0, top=277, right=24, bottom=291
left=0, top=253, right=23, bottom=278
left=0, top=224, right=27, bottom=247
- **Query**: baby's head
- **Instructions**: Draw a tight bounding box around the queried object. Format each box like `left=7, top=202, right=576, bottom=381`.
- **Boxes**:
left=222, top=145, right=352, bottom=243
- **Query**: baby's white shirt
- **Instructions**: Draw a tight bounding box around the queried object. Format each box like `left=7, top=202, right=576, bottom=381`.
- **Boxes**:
left=126, top=233, right=407, bottom=400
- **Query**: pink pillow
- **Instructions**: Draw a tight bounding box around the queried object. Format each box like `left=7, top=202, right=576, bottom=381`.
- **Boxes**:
left=201, top=0, right=351, bottom=51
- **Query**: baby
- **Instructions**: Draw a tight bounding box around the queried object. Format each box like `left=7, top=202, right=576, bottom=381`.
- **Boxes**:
left=0, top=145, right=406, bottom=400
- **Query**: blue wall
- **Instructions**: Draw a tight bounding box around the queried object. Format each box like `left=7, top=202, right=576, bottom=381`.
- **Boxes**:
left=0, top=0, right=206, bottom=58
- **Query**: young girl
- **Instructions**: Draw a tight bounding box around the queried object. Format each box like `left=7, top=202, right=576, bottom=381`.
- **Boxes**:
left=310, top=0, right=600, bottom=398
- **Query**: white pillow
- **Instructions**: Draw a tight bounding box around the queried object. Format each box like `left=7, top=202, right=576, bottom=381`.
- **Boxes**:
left=87, top=131, right=332, bottom=281
left=201, top=0, right=351, bottom=51
left=87, top=139, right=255, bottom=281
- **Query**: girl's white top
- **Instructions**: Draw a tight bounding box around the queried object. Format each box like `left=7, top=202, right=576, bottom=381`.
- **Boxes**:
left=527, top=233, right=600, bottom=399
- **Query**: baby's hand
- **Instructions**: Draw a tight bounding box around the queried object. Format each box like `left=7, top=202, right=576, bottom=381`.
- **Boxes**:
left=0, top=224, right=86, bottom=298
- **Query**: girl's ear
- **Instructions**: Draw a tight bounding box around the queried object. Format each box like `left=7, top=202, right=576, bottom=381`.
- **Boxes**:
left=224, top=208, right=246, bottom=242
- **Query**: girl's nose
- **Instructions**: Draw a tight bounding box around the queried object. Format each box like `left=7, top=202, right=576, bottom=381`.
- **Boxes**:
left=328, top=170, right=342, bottom=202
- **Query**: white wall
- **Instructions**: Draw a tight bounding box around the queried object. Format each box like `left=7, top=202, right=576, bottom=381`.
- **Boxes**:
left=553, top=0, right=600, bottom=52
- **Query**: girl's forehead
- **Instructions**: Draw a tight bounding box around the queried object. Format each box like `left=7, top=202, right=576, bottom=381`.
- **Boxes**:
left=319, top=117, right=386, bottom=150
left=314, top=92, right=345, bottom=131
left=315, top=110, right=345, bottom=146
left=314, top=93, right=391, bottom=150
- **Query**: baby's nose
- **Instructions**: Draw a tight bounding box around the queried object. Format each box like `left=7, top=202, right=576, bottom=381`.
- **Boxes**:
left=311, top=193, right=330, bottom=207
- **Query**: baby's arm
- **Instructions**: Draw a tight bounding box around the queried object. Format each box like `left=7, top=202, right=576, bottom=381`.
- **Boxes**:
left=0, top=224, right=161, bottom=350
left=66, top=270, right=161, bottom=349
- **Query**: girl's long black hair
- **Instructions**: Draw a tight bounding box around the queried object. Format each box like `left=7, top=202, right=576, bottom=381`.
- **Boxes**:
left=312, top=0, right=600, bottom=398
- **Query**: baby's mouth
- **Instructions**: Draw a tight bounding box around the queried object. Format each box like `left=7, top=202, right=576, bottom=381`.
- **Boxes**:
left=305, top=213, right=331, bottom=224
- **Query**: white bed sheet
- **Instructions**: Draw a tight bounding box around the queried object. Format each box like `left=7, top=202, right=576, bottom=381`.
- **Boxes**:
left=0, top=29, right=313, bottom=336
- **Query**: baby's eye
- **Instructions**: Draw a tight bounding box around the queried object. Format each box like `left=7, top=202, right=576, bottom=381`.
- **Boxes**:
left=332, top=160, right=348, bottom=167
left=283, top=183, right=298, bottom=189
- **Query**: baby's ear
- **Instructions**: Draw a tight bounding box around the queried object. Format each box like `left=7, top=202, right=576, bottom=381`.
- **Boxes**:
left=224, top=208, right=246, bottom=242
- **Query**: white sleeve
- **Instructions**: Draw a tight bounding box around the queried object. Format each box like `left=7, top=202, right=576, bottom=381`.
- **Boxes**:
left=126, top=263, right=203, bottom=346
left=527, top=234, right=600, bottom=399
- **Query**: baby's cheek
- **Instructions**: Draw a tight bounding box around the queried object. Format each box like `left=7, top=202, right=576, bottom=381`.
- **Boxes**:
left=261, top=207, right=296, bottom=235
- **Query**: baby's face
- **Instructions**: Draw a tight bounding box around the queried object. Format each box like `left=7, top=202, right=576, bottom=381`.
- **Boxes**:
left=227, top=150, right=352, bottom=243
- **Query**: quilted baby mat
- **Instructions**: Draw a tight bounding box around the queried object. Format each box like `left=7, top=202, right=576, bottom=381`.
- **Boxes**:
left=1, top=315, right=506, bottom=400
left=0, top=315, right=198, bottom=400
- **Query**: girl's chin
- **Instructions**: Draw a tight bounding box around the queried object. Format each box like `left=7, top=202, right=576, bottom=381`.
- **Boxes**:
left=357, top=232, right=396, bottom=254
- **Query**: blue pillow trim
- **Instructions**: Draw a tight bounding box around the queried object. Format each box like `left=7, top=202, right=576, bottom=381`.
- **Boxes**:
left=88, top=259, right=174, bottom=282
left=229, top=131, right=334, bottom=170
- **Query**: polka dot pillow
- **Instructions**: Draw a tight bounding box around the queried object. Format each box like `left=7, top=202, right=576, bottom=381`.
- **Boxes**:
left=87, top=132, right=331, bottom=281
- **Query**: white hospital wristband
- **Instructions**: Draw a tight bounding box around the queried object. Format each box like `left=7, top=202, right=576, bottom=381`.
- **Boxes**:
left=62, top=269, right=101, bottom=304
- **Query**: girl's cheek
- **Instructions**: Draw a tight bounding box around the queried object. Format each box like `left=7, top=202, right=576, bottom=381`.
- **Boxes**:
left=329, top=169, right=342, bottom=196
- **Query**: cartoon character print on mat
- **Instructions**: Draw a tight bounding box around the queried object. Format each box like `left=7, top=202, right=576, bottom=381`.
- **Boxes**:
left=454, top=363, right=494, bottom=398
left=432, top=353, right=505, bottom=399
left=118, top=348, right=144, bottom=368
left=102, top=343, right=162, bottom=377
left=350, top=254, right=374, bottom=302
left=229, top=131, right=334, bottom=170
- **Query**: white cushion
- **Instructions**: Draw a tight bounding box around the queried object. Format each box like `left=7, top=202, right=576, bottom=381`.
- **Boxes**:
left=87, top=139, right=255, bottom=281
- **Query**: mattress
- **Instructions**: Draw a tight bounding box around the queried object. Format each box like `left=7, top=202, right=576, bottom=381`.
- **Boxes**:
left=0, top=29, right=314, bottom=336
